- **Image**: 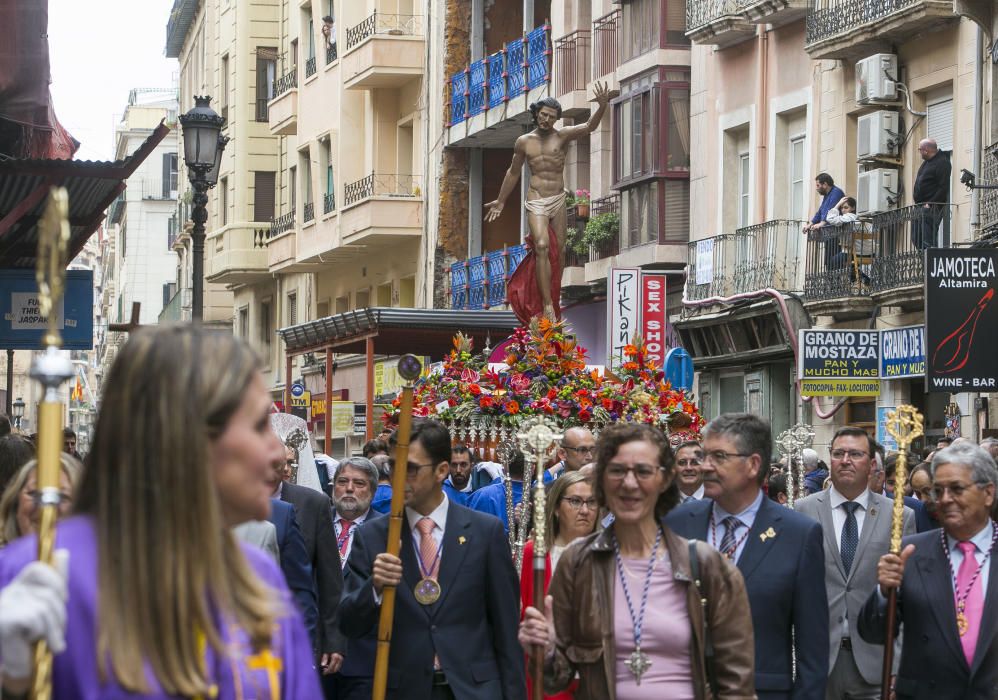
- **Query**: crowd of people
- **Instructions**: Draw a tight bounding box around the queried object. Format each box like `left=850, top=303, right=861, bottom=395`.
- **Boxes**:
left=0, top=326, right=996, bottom=699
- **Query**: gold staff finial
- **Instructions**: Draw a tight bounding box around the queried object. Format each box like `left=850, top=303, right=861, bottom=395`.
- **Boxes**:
left=884, top=406, right=924, bottom=554
left=35, top=188, right=71, bottom=349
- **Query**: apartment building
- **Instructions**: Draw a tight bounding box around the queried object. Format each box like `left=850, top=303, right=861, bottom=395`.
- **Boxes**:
left=442, top=0, right=692, bottom=363
left=678, top=0, right=993, bottom=444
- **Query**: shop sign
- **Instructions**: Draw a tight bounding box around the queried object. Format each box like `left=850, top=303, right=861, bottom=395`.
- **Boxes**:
left=289, top=390, right=311, bottom=409
left=375, top=357, right=429, bottom=397
left=797, top=329, right=880, bottom=380
left=311, top=398, right=326, bottom=418
left=329, top=401, right=354, bottom=436
left=0, top=270, right=94, bottom=350
left=879, top=325, right=925, bottom=379
left=695, top=239, right=714, bottom=286
left=640, top=273, right=668, bottom=367
left=925, top=249, right=998, bottom=392
left=800, top=379, right=880, bottom=397
left=607, top=268, right=640, bottom=369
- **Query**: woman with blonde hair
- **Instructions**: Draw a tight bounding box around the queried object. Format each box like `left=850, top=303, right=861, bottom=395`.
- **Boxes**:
left=0, top=325, right=320, bottom=697
left=0, top=455, right=81, bottom=546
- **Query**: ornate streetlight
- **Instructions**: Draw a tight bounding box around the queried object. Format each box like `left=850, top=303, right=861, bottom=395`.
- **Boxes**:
left=178, top=96, right=229, bottom=321
left=11, top=396, right=25, bottom=430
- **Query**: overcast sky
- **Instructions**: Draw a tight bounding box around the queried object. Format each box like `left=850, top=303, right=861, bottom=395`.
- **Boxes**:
left=48, top=0, right=178, bottom=161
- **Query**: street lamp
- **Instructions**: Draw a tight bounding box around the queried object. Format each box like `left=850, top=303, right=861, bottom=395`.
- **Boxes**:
left=11, top=397, right=24, bottom=430
left=179, top=96, right=229, bottom=322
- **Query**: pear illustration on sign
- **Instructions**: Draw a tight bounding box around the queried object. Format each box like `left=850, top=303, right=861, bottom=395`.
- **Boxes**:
left=932, top=288, right=994, bottom=374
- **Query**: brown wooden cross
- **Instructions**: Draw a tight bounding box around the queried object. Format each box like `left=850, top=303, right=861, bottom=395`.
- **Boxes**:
left=108, top=302, right=142, bottom=334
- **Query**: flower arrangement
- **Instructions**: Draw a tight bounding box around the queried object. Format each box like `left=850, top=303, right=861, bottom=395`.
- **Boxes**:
left=384, top=319, right=703, bottom=440
left=573, top=189, right=591, bottom=205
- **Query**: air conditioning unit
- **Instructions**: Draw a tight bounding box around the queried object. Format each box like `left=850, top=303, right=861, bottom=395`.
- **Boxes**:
left=857, top=168, right=898, bottom=215
left=857, top=110, right=900, bottom=159
left=856, top=54, right=898, bottom=104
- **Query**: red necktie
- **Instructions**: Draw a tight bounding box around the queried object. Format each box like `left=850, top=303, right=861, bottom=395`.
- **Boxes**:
left=337, top=519, right=355, bottom=560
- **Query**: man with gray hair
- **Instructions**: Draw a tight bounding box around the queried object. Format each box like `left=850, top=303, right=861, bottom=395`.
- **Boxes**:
left=327, top=456, right=386, bottom=699
left=912, top=137, right=951, bottom=249
left=861, top=442, right=998, bottom=697
left=802, top=448, right=828, bottom=496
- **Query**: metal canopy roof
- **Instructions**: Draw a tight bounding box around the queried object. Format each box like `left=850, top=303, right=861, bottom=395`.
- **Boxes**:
left=0, top=122, right=171, bottom=268
left=278, top=307, right=521, bottom=356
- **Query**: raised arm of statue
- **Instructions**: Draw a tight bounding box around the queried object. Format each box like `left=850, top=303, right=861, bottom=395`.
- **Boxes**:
left=560, top=81, right=614, bottom=141
left=484, top=140, right=527, bottom=222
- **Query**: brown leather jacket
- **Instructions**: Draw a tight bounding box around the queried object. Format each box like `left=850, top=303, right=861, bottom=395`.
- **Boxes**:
left=543, top=523, right=756, bottom=700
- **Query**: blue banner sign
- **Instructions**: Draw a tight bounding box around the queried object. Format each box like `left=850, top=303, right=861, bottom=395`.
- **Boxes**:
left=0, top=269, right=94, bottom=350
left=879, top=325, right=925, bottom=379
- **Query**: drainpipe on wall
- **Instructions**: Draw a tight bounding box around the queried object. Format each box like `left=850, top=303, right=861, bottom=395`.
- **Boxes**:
left=756, top=24, right=771, bottom=222
left=971, top=27, right=984, bottom=231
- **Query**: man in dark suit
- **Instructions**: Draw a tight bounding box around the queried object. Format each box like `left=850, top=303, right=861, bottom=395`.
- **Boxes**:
left=268, top=497, right=318, bottom=643
left=340, top=419, right=525, bottom=699
left=666, top=413, right=828, bottom=700
left=796, top=427, right=915, bottom=699
left=859, top=442, right=998, bottom=699
left=272, top=446, right=345, bottom=674
left=326, top=456, right=385, bottom=700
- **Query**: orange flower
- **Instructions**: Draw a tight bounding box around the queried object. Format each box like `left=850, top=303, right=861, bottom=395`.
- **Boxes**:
left=506, top=400, right=520, bottom=415
left=624, top=344, right=638, bottom=356
left=505, top=354, right=518, bottom=366
left=623, top=361, right=639, bottom=371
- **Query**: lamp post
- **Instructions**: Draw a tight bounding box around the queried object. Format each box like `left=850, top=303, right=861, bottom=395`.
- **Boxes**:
left=11, top=396, right=24, bottom=431
left=178, top=96, right=228, bottom=322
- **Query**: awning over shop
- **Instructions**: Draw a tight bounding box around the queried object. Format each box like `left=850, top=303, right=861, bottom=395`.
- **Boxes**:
left=277, top=306, right=521, bottom=446
left=0, top=121, right=171, bottom=268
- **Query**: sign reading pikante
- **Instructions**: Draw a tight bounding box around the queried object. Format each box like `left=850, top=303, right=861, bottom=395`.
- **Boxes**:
left=926, top=249, right=998, bottom=392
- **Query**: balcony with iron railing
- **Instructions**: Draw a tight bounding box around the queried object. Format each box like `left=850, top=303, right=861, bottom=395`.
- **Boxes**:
left=686, top=0, right=755, bottom=47
left=804, top=0, right=956, bottom=60
left=450, top=245, right=528, bottom=311
left=340, top=173, right=423, bottom=247
left=447, top=23, right=551, bottom=148
left=802, top=204, right=955, bottom=315
left=267, top=212, right=296, bottom=271
left=979, top=143, right=998, bottom=239
left=268, top=66, right=298, bottom=135
left=158, top=287, right=192, bottom=324
left=588, top=194, right=622, bottom=262
left=205, top=224, right=271, bottom=285
left=683, top=220, right=806, bottom=309
left=305, top=56, right=317, bottom=79
left=554, top=30, right=592, bottom=117
left=326, top=42, right=338, bottom=64
left=592, top=10, right=620, bottom=79
left=342, top=12, right=424, bottom=89
left=323, top=191, right=336, bottom=215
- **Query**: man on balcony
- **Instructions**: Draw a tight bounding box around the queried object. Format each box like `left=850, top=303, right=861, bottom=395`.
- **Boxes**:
left=484, top=82, right=612, bottom=323
left=803, top=173, right=845, bottom=268
left=912, top=138, right=951, bottom=249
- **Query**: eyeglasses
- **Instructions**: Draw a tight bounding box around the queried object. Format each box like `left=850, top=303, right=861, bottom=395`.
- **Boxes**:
left=605, top=464, right=664, bottom=482
left=830, top=449, right=868, bottom=461
left=562, top=496, right=598, bottom=510
left=703, top=450, right=751, bottom=465
left=23, top=490, right=73, bottom=506
left=562, top=445, right=596, bottom=456
left=677, top=458, right=703, bottom=467
left=405, top=461, right=437, bottom=477
left=931, top=482, right=982, bottom=501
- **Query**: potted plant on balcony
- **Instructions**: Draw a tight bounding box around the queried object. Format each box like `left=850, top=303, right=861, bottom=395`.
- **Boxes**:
left=582, top=210, right=619, bottom=253
left=573, top=189, right=591, bottom=219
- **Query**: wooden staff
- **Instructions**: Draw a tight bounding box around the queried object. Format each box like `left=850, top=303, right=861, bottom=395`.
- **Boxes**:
left=879, top=405, right=923, bottom=700
left=31, top=188, right=75, bottom=700
left=372, top=354, right=423, bottom=700
left=517, top=418, right=560, bottom=700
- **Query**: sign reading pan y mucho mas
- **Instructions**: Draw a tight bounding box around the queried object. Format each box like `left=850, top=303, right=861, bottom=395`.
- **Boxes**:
left=925, top=249, right=998, bottom=392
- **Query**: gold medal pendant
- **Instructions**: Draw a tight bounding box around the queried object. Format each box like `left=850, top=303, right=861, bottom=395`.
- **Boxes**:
left=957, top=610, right=969, bottom=636
left=414, top=577, right=441, bottom=605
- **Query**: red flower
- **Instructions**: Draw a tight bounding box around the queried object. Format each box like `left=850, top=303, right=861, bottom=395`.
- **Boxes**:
left=448, top=398, right=457, bottom=407
left=469, top=383, right=482, bottom=396
left=479, top=395, right=494, bottom=408
left=579, top=409, right=592, bottom=423
left=461, top=368, right=481, bottom=383
left=547, top=388, right=558, bottom=400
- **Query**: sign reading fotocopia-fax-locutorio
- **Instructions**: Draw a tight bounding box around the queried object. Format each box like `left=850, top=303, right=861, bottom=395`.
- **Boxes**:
left=925, top=249, right=998, bottom=392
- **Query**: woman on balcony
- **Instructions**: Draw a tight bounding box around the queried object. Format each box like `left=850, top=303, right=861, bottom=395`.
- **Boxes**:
left=826, top=196, right=874, bottom=282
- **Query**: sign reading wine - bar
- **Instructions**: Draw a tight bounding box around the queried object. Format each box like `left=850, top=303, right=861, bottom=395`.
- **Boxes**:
left=925, top=249, right=998, bottom=392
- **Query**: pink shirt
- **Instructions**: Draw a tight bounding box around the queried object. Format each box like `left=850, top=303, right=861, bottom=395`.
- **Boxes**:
left=613, top=552, right=695, bottom=699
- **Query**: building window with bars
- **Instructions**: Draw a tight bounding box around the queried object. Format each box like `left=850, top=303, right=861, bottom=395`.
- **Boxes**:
left=287, top=292, right=298, bottom=327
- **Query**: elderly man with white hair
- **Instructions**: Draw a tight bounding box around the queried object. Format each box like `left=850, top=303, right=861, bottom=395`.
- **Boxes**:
left=803, top=447, right=828, bottom=495
left=860, top=442, right=998, bottom=699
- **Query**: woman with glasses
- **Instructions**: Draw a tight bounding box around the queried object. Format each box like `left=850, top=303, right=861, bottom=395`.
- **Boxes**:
left=0, top=455, right=80, bottom=547
left=518, top=422, right=754, bottom=699
left=520, top=470, right=598, bottom=699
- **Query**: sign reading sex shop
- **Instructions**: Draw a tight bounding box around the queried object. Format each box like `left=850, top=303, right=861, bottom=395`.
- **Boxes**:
left=925, top=249, right=998, bottom=392
left=640, top=274, right=667, bottom=367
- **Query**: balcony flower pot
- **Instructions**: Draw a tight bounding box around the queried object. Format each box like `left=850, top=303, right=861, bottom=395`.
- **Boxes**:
left=576, top=203, right=589, bottom=219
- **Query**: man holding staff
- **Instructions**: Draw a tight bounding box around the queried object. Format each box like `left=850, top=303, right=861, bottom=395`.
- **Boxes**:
left=859, top=442, right=998, bottom=699
left=339, top=420, right=524, bottom=699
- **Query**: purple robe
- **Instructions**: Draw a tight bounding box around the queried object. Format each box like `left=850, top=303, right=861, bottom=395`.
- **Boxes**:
left=0, top=516, right=321, bottom=699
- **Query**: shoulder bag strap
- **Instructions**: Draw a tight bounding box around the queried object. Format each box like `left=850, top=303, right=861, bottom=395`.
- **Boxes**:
left=689, top=540, right=719, bottom=698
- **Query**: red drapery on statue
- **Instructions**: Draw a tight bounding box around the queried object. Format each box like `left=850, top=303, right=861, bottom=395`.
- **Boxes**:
left=506, top=226, right=562, bottom=326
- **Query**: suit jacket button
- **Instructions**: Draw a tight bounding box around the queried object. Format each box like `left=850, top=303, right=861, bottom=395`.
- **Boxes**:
left=431, top=624, right=437, bottom=631
left=845, top=586, right=851, bottom=592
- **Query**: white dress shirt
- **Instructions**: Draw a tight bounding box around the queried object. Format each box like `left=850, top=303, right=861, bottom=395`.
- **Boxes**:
left=710, top=490, right=764, bottom=564
left=374, top=495, right=450, bottom=605
left=681, top=484, right=705, bottom=503
left=828, top=486, right=871, bottom=554
left=334, top=508, right=372, bottom=566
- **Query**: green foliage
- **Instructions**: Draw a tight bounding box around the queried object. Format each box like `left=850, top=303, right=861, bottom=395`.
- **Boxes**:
left=582, top=211, right=620, bottom=250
